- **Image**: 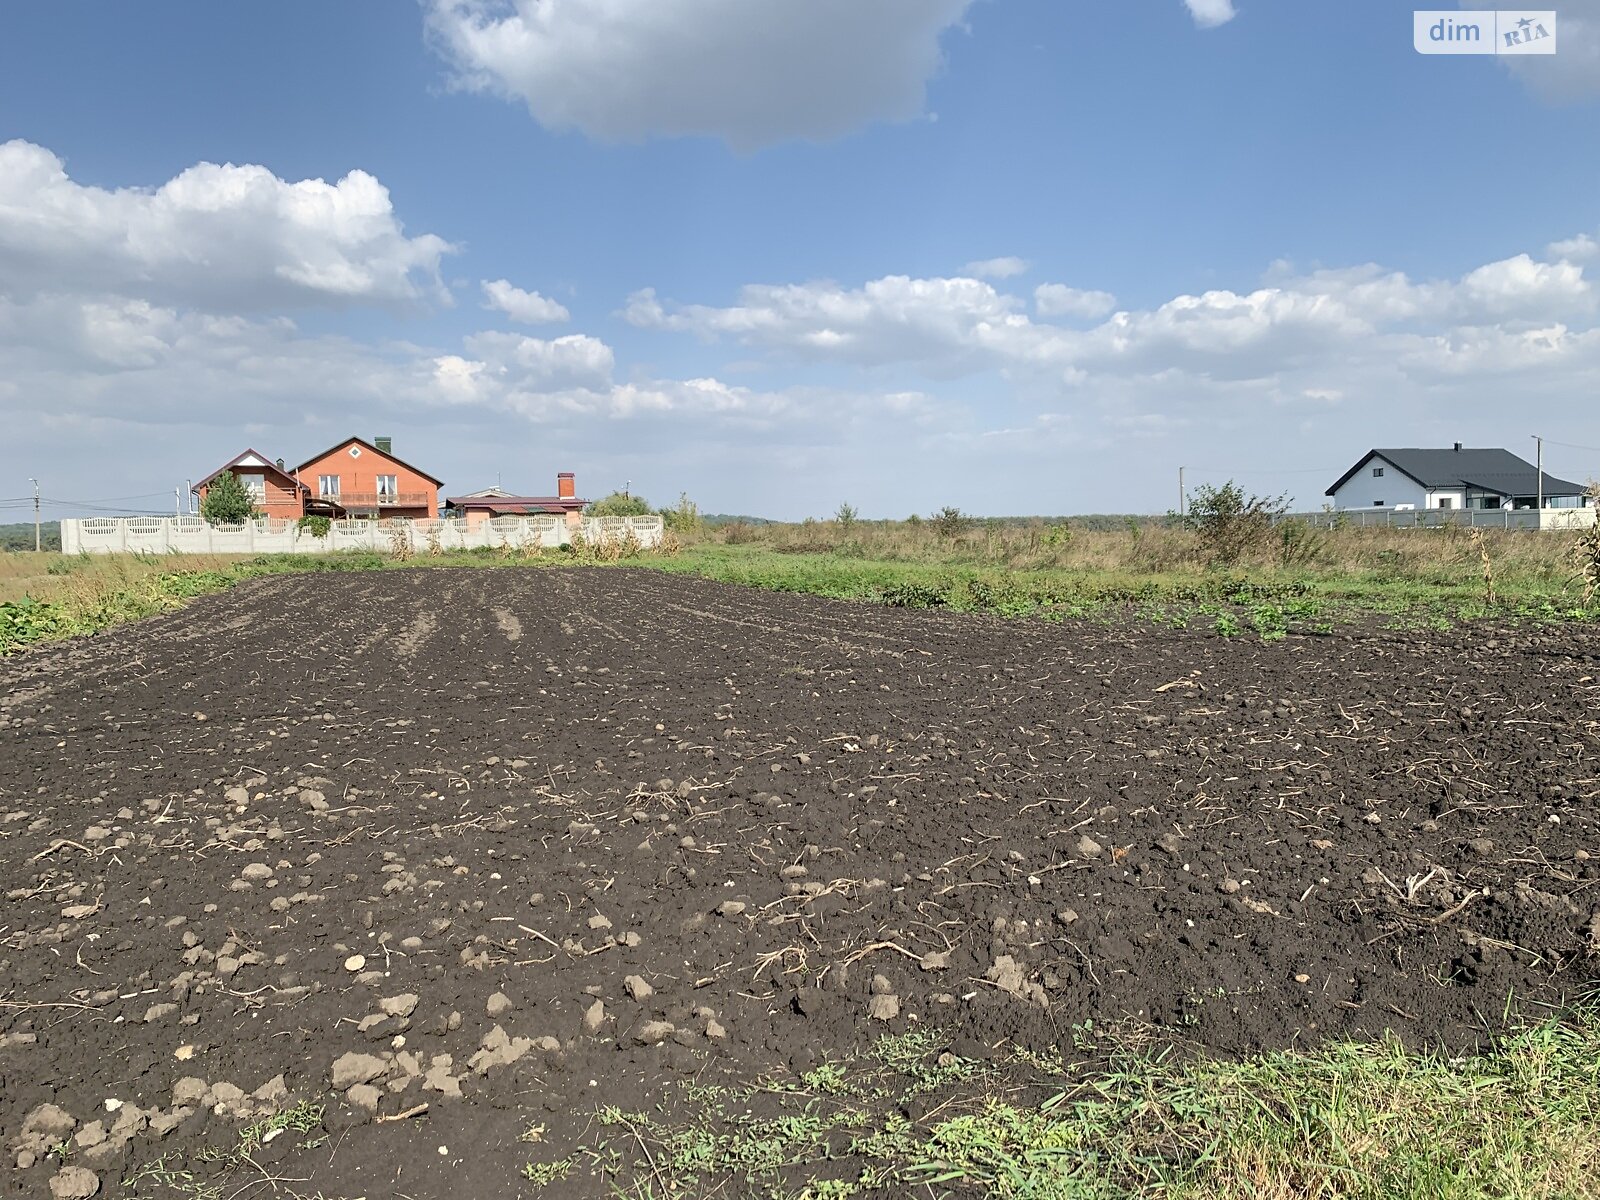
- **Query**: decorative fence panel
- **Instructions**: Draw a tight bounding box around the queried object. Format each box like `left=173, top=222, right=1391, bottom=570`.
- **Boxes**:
left=61, top=515, right=665, bottom=555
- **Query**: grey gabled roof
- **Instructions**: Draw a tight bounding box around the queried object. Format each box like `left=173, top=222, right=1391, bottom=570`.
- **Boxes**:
left=1327, top=448, right=1586, bottom=498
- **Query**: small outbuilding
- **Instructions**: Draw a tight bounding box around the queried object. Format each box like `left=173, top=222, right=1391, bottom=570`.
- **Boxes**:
left=444, top=473, right=588, bottom=529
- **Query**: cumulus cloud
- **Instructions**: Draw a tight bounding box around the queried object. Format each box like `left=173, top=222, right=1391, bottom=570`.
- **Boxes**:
left=964, top=256, right=1030, bottom=279
left=1547, top=233, right=1599, bottom=262
left=481, top=278, right=571, bottom=323
left=1183, top=0, right=1238, bottom=29
left=1034, top=283, right=1117, bottom=320
left=627, top=242, right=1599, bottom=434
left=0, top=141, right=453, bottom=311
left=623, top=276, right=1025, bottom=370
left=422, top=0, right=973, bottom=149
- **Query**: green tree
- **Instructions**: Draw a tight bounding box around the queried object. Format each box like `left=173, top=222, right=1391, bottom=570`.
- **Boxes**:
left=200, top=471, right=256, bottom=524
left=587, top=491, right=652, bottom=517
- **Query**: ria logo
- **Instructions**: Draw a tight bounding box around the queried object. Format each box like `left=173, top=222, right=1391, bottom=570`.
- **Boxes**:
left=1414, top=9, right=1557, bottom=54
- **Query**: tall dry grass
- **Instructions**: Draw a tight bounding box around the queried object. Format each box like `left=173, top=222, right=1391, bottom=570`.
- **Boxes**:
left=689, top=516, right=1577, bottom=587
left=0, top=552, right=251, bottom=608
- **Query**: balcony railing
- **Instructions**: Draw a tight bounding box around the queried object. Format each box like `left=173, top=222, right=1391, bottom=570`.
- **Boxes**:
left=316, top=491, right=432, bottom=507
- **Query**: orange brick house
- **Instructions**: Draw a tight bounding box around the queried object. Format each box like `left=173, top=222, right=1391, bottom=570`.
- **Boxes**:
left=193, top=436, right=442, bottom=520
left=193, top=450, right=308, bottom=520
left=295, top=436, right=442, bottom=520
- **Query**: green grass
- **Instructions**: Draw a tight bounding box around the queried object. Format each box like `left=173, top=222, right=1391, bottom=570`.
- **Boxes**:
left=533, top=1011, right=1600, bottom=1200
left=3, top=537, right=1596, bottom=657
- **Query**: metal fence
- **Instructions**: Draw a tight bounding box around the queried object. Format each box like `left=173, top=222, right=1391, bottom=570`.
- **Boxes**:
left=1284, top=508, right=1595, bottom=532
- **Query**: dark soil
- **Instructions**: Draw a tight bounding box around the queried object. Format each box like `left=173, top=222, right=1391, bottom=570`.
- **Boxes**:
left=1, top=567, right=1597, bottom=1198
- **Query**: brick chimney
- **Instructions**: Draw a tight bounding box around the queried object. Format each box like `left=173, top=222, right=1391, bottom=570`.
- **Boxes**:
left=557, top=472, right=575, bottom=500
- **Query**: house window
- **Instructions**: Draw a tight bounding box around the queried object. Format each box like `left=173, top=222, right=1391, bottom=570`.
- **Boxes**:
left=1372, top=467, right=1384, bottom=477
left=1372, top=500, right=1384, bottom=507
left=318, top=475, right=340, bottom=498
left=1437, top=497, right=1453, bottom=510
left=239, top=473, right=266, bottom=500
left=377, top=474, right=398, bottom=503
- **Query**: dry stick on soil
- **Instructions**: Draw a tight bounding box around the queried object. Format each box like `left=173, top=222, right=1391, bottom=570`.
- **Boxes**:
left=376, top=1103, right=429, bottom=1123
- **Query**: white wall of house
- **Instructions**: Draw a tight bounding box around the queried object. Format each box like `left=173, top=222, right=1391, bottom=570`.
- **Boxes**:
left=1329, top=457, right=1430, bottom=509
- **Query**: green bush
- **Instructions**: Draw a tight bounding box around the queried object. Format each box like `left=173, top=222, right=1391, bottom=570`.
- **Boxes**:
left=588, top=491, right=652, bottom=517
left=879, top=581, right=949, bottom=608
left=200, top=471, right=256, bottom=524
left=297, top=515, right=331, bottom=539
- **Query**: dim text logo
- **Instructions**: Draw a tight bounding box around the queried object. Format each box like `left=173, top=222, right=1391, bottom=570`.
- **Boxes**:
left=1414, top=9, right=1556, bottom=54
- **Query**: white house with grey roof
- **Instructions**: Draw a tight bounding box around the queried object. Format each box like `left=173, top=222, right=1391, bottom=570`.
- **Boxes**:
left=1326, top=445, right=1589, bottom=512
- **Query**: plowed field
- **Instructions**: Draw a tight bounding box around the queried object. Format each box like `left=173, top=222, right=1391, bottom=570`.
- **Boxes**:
left=2, top=568, right=1597, bottom=1197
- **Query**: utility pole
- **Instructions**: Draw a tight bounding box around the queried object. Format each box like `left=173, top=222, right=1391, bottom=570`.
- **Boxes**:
left=28, top=477, right=39, bottom=552
left=185, top=479, right=193, bottom=515
left=175, top=485, right=181, bottom=517
left=1178, top=467, right=1185, bottom=517
left=1533, top=435, right=1543, bottom=510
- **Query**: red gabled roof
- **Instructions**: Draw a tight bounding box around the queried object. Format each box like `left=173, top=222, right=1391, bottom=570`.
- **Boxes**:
left=444, top=495, right=588, bottom=514
left=294, top=436, right=444, bottom=486
left=194, top=449, right=306, bottom=493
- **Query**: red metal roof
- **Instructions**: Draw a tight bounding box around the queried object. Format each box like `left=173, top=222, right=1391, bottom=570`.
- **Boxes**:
left=194, top=449, right=307, bottom=493
left=445, top=495, right=588, bottom=514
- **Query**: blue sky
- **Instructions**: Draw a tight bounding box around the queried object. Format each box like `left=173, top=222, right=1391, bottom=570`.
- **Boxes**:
left=1, top=0, right=1597, bottom=520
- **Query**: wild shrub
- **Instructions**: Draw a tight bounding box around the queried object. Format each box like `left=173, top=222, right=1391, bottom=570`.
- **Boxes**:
left=297, top=515, right=331, bottom=539
left=931, top=506, right=969, bottom=538
left=1276, top=517, right=1328, bottom=567
left=661, top=493, right=702, bottom=534
left=879, top=581, right=948, bottom=608
left=1177, top=481, right=1289, bottom=565
left=1571, top=485, right=1600, bottom=605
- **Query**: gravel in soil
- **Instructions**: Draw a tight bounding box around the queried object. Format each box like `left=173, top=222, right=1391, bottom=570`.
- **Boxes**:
left=1, top=567, right=1597, bottom=1197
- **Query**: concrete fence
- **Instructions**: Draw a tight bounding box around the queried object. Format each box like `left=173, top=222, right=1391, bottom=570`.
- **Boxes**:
left=60, top=515, right=665, bottom=555
left=1286, top=508, right=1596, bottom=532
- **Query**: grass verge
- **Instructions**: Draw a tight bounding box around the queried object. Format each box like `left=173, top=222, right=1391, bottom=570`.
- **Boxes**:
left=537, top=1012, right=1600, bottom=1199
left=3, top=538, right=1597, bottom=657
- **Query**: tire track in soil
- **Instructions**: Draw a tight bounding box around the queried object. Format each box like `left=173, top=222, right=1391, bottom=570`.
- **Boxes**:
left=0, top=567, right=1597, bottom=1198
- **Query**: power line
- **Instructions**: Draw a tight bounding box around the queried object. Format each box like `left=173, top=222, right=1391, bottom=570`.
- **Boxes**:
left=1184, top=465, right=1339, bottom=476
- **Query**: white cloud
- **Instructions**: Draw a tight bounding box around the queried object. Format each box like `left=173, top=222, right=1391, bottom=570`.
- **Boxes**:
left=482, top=278, right=571, bottom=323
left=459, top=330, right=616, bottom=392
left=1547, top=233, right=1599, bottom=262
left=1184, top=0, right=1238, bottom=29
left=1460, top=0, right=1600, bottom=101
left=0, top=141, right=453, bottom=310
left=1457, top=253, right=1592, bottom=317
left=1034, top=283, right=1117, bottom=319
left=422, top=0, right=974, bottom=149
left=623, top=276, right=1024, bottom=370
left=964, top=256, right=1030, bottom=279
left=627, top=239, right=1600, bottom=447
